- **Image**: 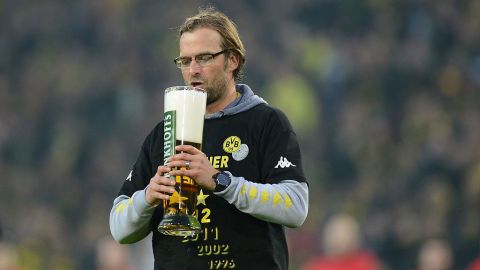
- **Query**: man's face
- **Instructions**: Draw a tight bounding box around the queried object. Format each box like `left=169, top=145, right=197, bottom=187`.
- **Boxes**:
left=179, top=27, right=234, bottom=105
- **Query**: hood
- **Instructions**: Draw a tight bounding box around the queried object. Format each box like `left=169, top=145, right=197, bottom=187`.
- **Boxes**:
left=205, top=84, right=267, bottom=119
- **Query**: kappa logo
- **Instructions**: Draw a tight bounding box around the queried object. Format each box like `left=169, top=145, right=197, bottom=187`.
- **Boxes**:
left=126, top=170, right=133, bottom=181
left=274, top=156, right=296, bottom=169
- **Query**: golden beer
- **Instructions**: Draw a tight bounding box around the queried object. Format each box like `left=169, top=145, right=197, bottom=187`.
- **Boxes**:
left=158, top=86, right=206, bottom=237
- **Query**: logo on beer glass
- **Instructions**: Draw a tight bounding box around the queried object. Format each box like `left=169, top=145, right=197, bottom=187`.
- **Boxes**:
left=157, top=86, right=207, bottom=237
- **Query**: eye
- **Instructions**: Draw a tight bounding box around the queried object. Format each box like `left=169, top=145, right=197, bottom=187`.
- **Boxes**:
left=179, top=57, right=192, bottom=66
left=196, top=54, right=214, bottom=64
left=174, top=57, right=192, bottom=68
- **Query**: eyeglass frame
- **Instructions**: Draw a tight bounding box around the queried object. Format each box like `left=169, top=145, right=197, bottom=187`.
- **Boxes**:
left=173, top=49, right=232, bottom=69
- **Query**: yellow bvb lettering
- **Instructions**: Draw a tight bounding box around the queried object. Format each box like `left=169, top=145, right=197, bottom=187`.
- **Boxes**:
left=203, top=227, right=219, bottom=241
left=176, top=175, right=194, bottom=185
left=185, top=176, right=194, bottom=185
left=220, top=155, right=228, bottom=168
left=201, top=208, right=211, bottom=224
left=210, top=227, right=219, bottom=241
left=209, top=259, right=235, bottom=269
left=182, top=227, right=219, bottom=243
left=198, top=244, right=230, bottom=257
left=209, top=155, right=229, bottom=169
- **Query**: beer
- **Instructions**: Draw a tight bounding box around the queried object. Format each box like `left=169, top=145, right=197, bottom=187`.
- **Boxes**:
left=162, top=141, right=202, bottom=218
left=158, top=86, right=206, bottom=237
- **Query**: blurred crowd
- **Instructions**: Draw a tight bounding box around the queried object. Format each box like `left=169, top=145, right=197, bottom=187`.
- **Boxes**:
left=1, top=0, right=479, bottom=269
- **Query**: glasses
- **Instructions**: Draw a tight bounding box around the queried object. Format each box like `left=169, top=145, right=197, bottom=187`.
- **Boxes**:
left=174, top=49, right=231, bottom=69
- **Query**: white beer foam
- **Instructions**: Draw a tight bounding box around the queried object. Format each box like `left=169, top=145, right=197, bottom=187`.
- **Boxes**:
left=164, top=87, right=206, bottom=144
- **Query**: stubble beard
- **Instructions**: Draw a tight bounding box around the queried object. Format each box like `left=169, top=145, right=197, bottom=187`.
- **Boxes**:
left=205, top=71, right=229, bottom=105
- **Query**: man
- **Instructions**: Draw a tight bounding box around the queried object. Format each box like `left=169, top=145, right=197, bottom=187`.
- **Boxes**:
left=416, top=239, right=453, bottom=270
left=110, top=7, right=309, bottom=270
left=301, top=213, right=382, bottom=270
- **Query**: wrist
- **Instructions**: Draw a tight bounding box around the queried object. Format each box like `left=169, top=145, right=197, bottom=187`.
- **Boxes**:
left=144, top=186, right=156, bottom=206
left=212, top=171, right=231, bottom=192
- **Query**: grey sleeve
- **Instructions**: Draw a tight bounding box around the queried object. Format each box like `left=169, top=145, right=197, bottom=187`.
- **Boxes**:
left=109, top=188, right=156, bottom=244
left=214, top=172, right=309, bottom=228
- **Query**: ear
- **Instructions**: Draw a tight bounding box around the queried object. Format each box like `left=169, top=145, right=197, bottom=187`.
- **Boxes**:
left=227, top=53, right=239, bottom=73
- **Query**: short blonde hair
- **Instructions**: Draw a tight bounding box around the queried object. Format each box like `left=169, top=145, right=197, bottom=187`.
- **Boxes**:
left=179, top=7, right=246, bottom=82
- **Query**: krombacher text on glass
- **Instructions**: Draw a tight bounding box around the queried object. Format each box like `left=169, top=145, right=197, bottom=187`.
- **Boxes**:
left=158, top=86, right=207, bottom=237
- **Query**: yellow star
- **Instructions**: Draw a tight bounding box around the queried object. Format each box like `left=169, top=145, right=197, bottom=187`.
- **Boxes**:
left=240, top=185, right=247, bottom=195
left=168, top=191, right=188, bottom=205
left=197, top=189, right=209, bottom=206
left=284, top=194, right=292, bottom=209
left=249, top=186, right=258, bottom=199
left=261, top=190, right=270, bottom=203
left=115, top=201, right=127, bottom=214
left=273, top=192, right=283, bottom=206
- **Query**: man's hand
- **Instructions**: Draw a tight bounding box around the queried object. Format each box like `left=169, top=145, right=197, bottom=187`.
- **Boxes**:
left=168, top=145, right=218, bottom=191
left=145, top=166, right=176, bottom=206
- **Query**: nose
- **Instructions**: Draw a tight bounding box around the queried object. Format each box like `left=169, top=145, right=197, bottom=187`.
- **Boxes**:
left=188, top=59, right=202, bottom=73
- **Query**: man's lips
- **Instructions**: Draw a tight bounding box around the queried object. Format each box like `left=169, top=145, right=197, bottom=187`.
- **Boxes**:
left=190, top=82, right=203, bottom=88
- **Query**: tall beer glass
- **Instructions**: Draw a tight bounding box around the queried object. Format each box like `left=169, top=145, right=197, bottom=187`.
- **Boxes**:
left=158, top=86, right=206, bottom=236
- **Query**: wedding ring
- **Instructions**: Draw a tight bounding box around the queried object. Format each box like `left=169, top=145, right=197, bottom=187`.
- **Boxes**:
left=185, top=160, right=190, bottom=169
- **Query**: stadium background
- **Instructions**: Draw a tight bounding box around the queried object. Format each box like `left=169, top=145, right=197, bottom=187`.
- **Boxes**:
left=1, top=0, right=480, bottom=269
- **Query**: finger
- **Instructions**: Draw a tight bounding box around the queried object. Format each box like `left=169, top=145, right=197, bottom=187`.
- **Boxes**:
left=151, top=173, right=175, bottom=186
left=156, top=165, right=171, bottom=175
left=146, top=184, right=173, bottom=205
left=148, top=182, right=176, bottom=194
left=169, top=152, right=196, bottom=163
left=147, top=188, right=171, bottom=203
left=175, top=145, right=202, bottom=155
left=169, top=168, right=196, bottom=178
left=167, top=159, right=193, bottom=169
left=158, top=177, right=176, bottom=187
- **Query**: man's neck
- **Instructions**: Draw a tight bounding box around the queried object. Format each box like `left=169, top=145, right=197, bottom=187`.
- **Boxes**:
left=206, top=86, right=238, bottom=114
